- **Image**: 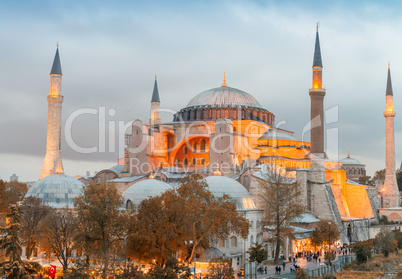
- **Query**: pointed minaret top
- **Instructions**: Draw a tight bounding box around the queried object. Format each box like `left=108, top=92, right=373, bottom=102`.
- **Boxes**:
left=221, top=72, right=228, bottom=87
left=386, top=63, right=393, bottom=96
left=347, top=151, right=350, bottom=158
left=151, top=76, right=160, bottom=102
left=313, top=26, right=323, bottom=68
left=50, top=47, right=62, bottom=75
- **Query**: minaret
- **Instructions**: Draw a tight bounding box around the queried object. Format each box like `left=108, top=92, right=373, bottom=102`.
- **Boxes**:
left=39, top=46, right=64, bottom=179
left=149, top=76, right=161, bottom=125
left=309, top=24, right=326, bottom=180
left=382, top=63, right=399, bottom=208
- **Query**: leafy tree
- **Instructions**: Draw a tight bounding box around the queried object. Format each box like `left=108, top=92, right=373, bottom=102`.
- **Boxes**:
left=128, top=174, right=250, bottom=265
left=248, top=243, right=267, bottom=265
left=116, top=266, right=145, bottom=279
left=393, top=229, right=402, bottom=249
left=257, top=167, right=305, bottom=263
left=375, top=229, right=395, bottom=257
left=0, top=205, right=41, bottom=278
left=358, top=175, right=374, bottom=186
left=207, top=257, right=234, bottom=279
left=128, top=195, right=186, bottom=265
left=0, top=180, right=27, bottom=214
left=74, top=182, right=125, bottom=279
left=39, top=208, right=77, bottom=276
left=19, top=196, right=51, bottom=258
left=171, top=174, right=249, bottom=264
left=373, top=169, right=385, bottom=186
left=147, top=257, right=190, bottom=279
left=351, top=239, right=374, bottom=263
left=310, top=220, right=340, bottom=251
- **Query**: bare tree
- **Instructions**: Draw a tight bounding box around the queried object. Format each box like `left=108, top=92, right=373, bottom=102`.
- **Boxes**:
left=20, top=196, right=51, bottom=258
left=39, top=208, right=77, bottom=276
left=256, top=165, right=305, bottom=263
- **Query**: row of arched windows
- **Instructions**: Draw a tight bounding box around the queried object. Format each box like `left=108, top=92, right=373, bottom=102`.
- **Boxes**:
left=174, top=107, right=275, bottom=125
left=176, top=158, right=206, bottom=166
left=345, top=167, right=365, bottom=176
left=183, top=139, right=207, bottom=154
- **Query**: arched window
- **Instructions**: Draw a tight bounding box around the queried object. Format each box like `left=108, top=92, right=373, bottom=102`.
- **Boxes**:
left=97, top=177, right=101, bottom=185
left=250, top=221, right=254, bottom=229
left=200, top=139, right=206, bottom=152
left=193, top=143, right=197, bottom=153
left=105, top=173, right=110, bottom=181
left=250, top=235, right=254, bottom=245
left=256, top=220, right=260, bottom=229
left=218, top=238, right=225, bottom=247
left=201, top=158, right=205, bottom=165
left=184, top=146, right=188, bottom=154
left=176, top=159, right=180, bottom=166
left=184, top=158, right=188, bottom=166
left=193, top=158, right=197, bottom=165
left=126, top=200, right=133, bottom=210
left=231, top=236, right=237, bottom=247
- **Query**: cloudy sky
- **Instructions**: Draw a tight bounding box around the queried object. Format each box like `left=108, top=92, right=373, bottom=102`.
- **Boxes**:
left=1, top=0, right=402, bottom=181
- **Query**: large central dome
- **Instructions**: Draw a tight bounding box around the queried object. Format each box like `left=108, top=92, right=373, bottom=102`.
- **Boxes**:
left=185, top=87, right=262, bottom=108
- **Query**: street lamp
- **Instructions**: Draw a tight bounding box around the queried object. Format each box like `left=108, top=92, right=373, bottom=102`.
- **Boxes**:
left=328, top=222, right=331, bottom=252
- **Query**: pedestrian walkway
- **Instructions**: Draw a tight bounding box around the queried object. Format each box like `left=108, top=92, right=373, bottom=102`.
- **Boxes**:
left=255, top=254, right=350, bottom=279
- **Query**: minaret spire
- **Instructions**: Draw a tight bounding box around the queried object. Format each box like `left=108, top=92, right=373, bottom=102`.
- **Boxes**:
left=382, top=63, right=399, bottom=207
left=150, top=76, right=161, bottom=125
left=151, top=75, right=160, bottom=103
left=39, top=47, right=65, bottom=179
left=386, top=62, right=393, bottom=96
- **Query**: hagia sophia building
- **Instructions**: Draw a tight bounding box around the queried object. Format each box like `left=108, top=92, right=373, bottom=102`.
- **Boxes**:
left=25, top=26, right=402, bottom=270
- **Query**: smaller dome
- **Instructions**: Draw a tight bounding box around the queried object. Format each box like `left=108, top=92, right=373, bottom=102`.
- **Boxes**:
left=340, top=155, right=363, bottom=165
left=25, top=174, right=84, bottom=207
left=198, top=247, right=224, bottom=263
left=204, top=176, right=257, bottom=210
left=123, top=179, right=171, bottom=205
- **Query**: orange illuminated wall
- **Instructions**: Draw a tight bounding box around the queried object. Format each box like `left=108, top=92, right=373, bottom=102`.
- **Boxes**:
left=173, top=137, right=209, bottom=168
left=328, top=169, right=374, bottom=219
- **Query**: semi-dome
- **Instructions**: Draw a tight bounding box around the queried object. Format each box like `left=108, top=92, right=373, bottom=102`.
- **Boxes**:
left=204, top=176, right=257, bottom=210
left=123, top=179, right=171, bottom=206
left=186, top=87, right=262, bottom=109
left=259, top=128, right=296, bottom=141
left=25, top=174, right=84, bottom=207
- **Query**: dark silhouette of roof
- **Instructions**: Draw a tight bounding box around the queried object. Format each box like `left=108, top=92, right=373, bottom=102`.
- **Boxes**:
left=50, top=48, right=62, bottom=75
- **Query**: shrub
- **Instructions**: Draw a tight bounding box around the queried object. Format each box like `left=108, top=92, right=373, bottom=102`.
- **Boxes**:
left=322, top=274, right=336, bottom=279
left=295, top=268, right=309, bottom=279
left=352, top=240, right=373, bottom=263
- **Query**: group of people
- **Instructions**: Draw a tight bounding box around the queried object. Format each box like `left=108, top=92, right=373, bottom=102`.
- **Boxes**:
left=257, top=266, right=267, bottom=275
